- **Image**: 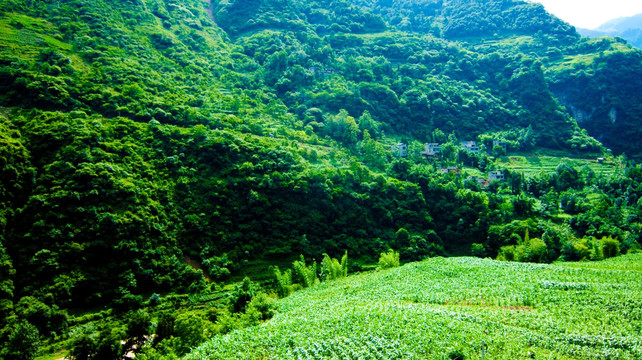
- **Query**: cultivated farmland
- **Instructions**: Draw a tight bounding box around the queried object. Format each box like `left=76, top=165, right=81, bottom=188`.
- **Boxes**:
left=185, top=255, right=642, bottom=359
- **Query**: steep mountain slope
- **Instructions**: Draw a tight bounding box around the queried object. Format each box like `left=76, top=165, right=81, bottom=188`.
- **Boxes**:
left=0, top=0, right=440, bottom=304
left=211, top=0, right=580, bottom=145
left=579, top=27, right=642, bottom=50
left=597, top=13, right=642, bottom=33
left=210, top=0, right=642, bottom=155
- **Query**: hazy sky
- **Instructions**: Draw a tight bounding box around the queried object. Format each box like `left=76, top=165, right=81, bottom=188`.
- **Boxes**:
left=532, top=0, right=642, bottom=29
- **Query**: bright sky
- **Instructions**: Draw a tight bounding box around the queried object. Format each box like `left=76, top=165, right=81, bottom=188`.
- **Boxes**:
left=531, top=0, right=642, bottom=29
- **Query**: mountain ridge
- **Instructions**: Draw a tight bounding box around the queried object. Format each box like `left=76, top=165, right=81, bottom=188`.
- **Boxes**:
left=578, top=13, right=642, bottom=49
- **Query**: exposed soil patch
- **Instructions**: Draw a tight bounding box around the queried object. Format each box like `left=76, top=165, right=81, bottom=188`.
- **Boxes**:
left=184, top=255, right=213, bottom=282
left=206, top=0, right=216, bottom=23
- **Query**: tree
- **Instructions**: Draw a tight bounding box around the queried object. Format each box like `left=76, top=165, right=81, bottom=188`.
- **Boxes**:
left=357, top=111, right=381, bottom=138
left=173, top=312, right=215, bottom=355
left=325, top=110, right=360, bottom=146
left=395, top=228, right=411, bottom=248
left=3, top=321, right=40, bottom=360
left=492, top=145, right=506, bottom=157
left=471, top=243, right=486, bottom=257
left=361, top=130, right=388, bottom=170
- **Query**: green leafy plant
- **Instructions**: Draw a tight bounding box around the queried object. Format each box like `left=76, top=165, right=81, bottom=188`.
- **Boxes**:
left=378, top=249, right=400, bottom=270
left=320, top=251, right=348, bottom=281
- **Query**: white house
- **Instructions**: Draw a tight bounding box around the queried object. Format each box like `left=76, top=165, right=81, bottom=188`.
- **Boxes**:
left=461, top=141, right=480, bottom=153
left=392, top=143, right=408, bottom=157
left=420, top=143, right=441, bottom=157
left=492, top=140, right=507, bottom=152
left=488, top=170, right=505, bottom=182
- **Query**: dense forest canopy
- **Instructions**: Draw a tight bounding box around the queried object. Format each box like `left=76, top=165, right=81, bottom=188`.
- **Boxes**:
left=1, top=0, right=642, bottom=358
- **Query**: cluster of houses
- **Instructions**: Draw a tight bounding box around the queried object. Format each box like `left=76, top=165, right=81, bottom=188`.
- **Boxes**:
left=391, top=140, right=508, bottom=186
left=393, top=140, right=508, bottom=158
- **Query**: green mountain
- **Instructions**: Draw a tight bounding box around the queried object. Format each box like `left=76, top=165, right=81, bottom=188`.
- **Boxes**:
left=208, top=0, right=642, bottom=155
left=1, top=0, right=642, bottom=358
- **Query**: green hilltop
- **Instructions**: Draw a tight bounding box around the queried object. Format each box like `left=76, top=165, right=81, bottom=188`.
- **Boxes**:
left=0, top=0, right=642, bottom=358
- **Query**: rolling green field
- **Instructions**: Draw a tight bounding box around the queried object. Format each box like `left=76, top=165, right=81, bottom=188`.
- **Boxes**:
left=185, top=255, right=642, bottom=359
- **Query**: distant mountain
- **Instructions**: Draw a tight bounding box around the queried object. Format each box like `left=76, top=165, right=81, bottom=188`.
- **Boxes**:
left=596, top=13, right=642, bottom=33
left=578, top=13, right=642, bottom=49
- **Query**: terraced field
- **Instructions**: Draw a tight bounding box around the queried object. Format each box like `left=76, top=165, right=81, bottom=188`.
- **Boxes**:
left=184, top=255, right=642, bottom=359
left=500, top=153, right=619, bottom=178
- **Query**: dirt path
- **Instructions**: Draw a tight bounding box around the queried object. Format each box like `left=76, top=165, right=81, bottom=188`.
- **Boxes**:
left=184, top=255, right=213, bottom=282
left=206, top=0, right=216, bottom=24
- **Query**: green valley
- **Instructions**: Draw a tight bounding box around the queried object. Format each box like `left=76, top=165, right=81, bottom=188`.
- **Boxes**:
left=0, top=0, right=642, bottom=358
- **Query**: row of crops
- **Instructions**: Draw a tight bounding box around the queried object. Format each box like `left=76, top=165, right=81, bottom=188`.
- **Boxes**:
left=184, top=254, right=642, bottom=359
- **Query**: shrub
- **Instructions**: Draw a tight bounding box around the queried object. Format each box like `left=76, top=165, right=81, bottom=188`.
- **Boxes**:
left=200, top=252, right=233, bottom=281
left=272, top=266, right=296, bottom=298
left=173, top=312, right=215, bottom=354
left=3, top=321, right=41, bottom=360
left=561, top=238, right=591, bottom=261
left=292, top=255, right=319, bottom=288
left=67, top=325, right=97, bottom=360
left=497, top=245, right=516, bottom=261
left=67, top=325, right=123, bottom=360
left=229, top=277, right=257, bottom=313
left=154, top=312, right=176, bottom=345
left=378, top=249, right=400, bottom=270
left=523, top=238, right=547, bottom=263
left=245, top=292, right=276, bottom=321
left=589, top=238, right=604, bottom=261
left=498, top=237, right=547, bottom=263
left=213, top=310, right=241, bottom=335
left=601, top=236, right=620, bottom=258
left=125, top=310, right=152, bottom=350
left=320, top=251, right=348, bottom=281
left=148, top=293, right=161, bottom=306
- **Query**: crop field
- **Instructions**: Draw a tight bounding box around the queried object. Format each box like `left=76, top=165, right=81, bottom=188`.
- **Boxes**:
left=500, top=154, right=618, bottom=178
left=0, top=13, right=72, bottom=60
left=185, top=255, right=642, bottom=359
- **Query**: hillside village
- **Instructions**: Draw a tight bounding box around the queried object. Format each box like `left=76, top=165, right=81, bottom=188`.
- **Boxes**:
left=392, top=139, right=509, bottom=186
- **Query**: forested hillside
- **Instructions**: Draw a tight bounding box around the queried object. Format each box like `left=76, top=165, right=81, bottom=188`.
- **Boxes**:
left=1, top=0, right=642, bottom=358
left=209, top=0, right=642, bottom=155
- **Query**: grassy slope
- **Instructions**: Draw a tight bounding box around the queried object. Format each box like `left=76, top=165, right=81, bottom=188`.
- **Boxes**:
left=185, top=255, right=642, bottom=359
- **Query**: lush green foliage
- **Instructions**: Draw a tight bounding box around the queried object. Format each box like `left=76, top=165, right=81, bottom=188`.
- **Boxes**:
left=377, top=249, right=400, bottom=269
left=184, top=255, right=642, bottom=359
left=320, top=251, right=348, bottom=281
left=272, top=252, right=349, bottom=298
left=1, top=0, right=642, bottom=357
